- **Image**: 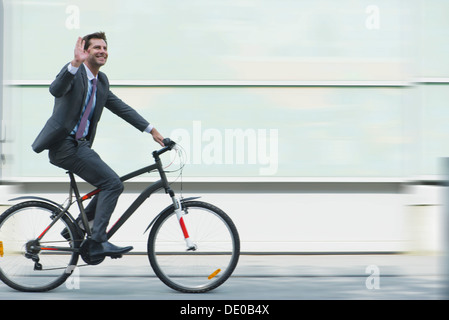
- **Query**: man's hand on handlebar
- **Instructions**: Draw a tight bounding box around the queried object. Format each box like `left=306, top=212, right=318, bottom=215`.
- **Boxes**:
left=150, top=127, right=165, bottom=147
left=153, top=138, right=176, bottom=157
left=162, top=138, right=176, bottom=149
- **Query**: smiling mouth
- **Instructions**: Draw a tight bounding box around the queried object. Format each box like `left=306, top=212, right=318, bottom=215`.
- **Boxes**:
left=96, top=55, right=107, bottom=63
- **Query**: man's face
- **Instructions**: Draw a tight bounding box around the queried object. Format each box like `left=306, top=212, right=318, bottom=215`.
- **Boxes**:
left=86, top=38, right=108, bottom=68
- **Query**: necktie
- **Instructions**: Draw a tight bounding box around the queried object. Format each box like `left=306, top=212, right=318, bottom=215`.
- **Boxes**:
left=75, top=78, right=97, bottom=140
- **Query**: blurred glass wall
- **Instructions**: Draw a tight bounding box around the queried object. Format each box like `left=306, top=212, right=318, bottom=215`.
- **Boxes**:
left=2, top=0, right=448, bottom=180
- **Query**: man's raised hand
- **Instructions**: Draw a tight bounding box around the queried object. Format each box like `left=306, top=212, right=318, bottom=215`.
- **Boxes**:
left=71, top=37, right=89, bottom=68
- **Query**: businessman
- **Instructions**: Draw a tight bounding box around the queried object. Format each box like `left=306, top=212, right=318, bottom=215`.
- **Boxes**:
left=32, top=32, right=164, bottom=258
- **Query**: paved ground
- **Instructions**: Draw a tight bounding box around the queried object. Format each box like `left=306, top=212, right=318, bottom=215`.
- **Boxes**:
left=0, top=254, right=446, bottom=301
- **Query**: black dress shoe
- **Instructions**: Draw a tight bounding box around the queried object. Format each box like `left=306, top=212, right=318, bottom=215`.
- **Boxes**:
left=89, top=241, right=133, bottom=259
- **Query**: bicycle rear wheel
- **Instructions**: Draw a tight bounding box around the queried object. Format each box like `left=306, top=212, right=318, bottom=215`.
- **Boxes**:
left=0, top=201, right=80, bottom=292
left=147, top=201, right=240, bottom=293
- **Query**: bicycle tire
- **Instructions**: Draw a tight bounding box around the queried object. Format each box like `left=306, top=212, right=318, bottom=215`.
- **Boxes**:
left=147, top=200, right=240, bottom=293
left=0, top=201, right=80, bottom=292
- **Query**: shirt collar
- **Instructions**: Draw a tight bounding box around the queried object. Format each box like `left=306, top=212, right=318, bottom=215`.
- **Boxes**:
left=83, top=63, right=97, bottom=81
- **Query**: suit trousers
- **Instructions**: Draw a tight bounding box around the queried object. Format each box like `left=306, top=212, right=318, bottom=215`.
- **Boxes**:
left=48, top=136, right=124, bottom=243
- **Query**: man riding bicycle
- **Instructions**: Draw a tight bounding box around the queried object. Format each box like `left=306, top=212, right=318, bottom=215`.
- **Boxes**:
left=31, top=32, right=165, bottom=259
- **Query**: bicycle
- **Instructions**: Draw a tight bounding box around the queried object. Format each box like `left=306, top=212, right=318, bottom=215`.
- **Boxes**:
left=0, top=138, right=240, bottom=293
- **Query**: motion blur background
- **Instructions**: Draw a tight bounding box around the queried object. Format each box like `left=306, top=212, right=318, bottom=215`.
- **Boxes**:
left=1, top=0, right=448, bottom=254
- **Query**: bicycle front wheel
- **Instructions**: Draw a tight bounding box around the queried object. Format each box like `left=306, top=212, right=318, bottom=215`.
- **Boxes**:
left=0, top=201, right=80, bottom=292
left=148, top=201, right=240, bottom=293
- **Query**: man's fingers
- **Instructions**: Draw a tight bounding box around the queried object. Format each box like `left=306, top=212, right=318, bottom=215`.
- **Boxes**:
left=156, top=136, right=165, bottom=146
left=155, top=135, right=165, bottom=147
left=76, top=37, right=86, bottom=51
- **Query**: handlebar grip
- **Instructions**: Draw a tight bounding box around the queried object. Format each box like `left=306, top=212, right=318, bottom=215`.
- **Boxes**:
left=162, top=138, right=174, bottom=147
left=162, top=138, right=176, bottom=149
left=153, top=138, right=176, bottom=157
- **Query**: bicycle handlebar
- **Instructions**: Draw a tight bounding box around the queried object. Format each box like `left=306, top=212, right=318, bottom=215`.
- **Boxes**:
left=153, top=138, right=177, bottom=157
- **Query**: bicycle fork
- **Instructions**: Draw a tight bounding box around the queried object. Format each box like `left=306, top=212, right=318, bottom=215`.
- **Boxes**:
left=171, top=196, right=197, bottom=251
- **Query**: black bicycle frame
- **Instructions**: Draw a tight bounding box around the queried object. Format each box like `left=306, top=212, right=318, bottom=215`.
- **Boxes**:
left=36, top=149, right=177, bottom=250
left=75, top=151, right=174, bottom=240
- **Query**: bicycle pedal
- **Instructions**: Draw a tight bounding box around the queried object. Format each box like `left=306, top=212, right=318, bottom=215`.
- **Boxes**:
left=110, top=254, right=123, bottom=259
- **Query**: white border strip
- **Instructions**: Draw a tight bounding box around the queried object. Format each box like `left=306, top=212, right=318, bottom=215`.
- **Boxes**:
left=4, top=79, right=421, bottom=87
left=3, top=176, right=409, bottom=184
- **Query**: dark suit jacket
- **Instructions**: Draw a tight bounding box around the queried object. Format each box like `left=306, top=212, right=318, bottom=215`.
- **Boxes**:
left=32, top=63, right=150, bottom=153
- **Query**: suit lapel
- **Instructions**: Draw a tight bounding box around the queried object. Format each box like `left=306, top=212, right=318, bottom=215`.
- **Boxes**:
left=92, top=72, right=106, bottom=119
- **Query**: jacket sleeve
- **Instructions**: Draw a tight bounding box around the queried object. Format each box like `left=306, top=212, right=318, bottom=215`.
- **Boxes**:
left=105, top=90, right=150, bottom=132
left=49, top=63, right=76, bottom=98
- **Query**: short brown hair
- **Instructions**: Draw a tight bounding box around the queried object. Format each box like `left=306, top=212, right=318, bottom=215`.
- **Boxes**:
left=82, top=32, right=107, bottom=50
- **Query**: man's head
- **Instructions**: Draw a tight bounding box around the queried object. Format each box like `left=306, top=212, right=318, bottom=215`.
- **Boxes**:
left=82, top=32, right=108, bottom=69
left=83, top=32, right=107, bottom=50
